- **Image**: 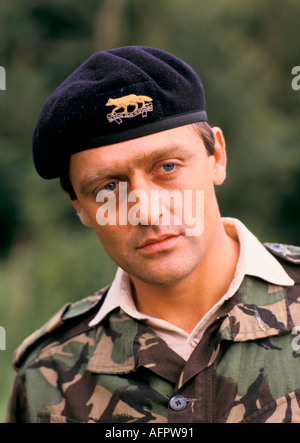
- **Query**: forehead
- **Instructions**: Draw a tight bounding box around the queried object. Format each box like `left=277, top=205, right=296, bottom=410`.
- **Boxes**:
left=69, top=125, right=204, bottom=177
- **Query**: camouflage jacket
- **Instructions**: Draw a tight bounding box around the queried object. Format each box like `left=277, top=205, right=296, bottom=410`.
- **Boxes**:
left=5, top=243, right=300, bottom=423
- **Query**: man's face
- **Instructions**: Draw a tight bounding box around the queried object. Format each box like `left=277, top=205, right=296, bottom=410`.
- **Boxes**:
left=69, top=125, right=226, bottom=287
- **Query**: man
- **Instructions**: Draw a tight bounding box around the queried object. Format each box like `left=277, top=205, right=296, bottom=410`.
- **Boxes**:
left=5, top=46, right=300, bottom=423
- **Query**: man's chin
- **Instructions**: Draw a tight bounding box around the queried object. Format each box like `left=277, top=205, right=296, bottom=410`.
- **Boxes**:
left=126, top=260, right=198, bottom=288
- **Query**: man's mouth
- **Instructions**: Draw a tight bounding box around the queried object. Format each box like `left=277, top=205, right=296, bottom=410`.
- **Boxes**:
left=137, top=234, right=181, bottom=254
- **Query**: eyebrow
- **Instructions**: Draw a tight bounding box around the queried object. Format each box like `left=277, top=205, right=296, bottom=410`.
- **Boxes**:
left=133, top=144, right=194, bottom=168
left=78, top=169, right=123, bottom=196
left=78, top=143, right=195, bottom=196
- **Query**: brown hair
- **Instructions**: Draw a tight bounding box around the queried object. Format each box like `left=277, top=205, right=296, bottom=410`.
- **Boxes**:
left=60, top=121, right=215, bottom=200
left=192, top=121, right=215, bottom=156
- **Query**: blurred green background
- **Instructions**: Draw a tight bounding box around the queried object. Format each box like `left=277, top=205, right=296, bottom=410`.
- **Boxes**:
left=0, top=0, right=299, bottom=421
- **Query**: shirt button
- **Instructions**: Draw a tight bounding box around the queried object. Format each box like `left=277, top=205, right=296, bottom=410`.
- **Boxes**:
left=190, top=338, right=199, bottom=348
left=169, top=395, right=187, bottom=411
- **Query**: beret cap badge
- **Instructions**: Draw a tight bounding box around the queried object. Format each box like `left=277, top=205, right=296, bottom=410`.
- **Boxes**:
left=106, top=94, right=153, bottom=124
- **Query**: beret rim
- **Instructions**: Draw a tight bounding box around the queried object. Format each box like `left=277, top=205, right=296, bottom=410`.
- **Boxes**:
left=36, top=110, right=207, bottom=180
left=74, top=110, right=208, bottom=154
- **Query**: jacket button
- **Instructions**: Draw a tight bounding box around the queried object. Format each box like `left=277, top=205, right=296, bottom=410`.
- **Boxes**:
left=169, top=395, right=187, bottom=411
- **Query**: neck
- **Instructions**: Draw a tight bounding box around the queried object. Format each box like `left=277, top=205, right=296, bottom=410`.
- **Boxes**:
left=131, top=219, right=240, bottom=333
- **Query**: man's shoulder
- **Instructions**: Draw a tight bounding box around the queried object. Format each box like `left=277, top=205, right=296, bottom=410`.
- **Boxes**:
left=264, top=242, right=300, bottom=283
left=264, top=242, right=300, bottom=264
left=13, top=286, right=109, bottom=370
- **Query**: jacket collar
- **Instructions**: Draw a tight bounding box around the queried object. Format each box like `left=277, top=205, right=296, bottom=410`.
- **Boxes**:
left=87, top=275, right=295, bottom=376
left=87, top=308, right=187, bottom=382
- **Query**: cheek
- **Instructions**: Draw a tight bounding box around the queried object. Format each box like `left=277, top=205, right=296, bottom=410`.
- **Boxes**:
left=76, top=199, right=123, bottom=253
left=93, top=223, right=118, bottom=244
left=92, top=223, right=130, bottom=261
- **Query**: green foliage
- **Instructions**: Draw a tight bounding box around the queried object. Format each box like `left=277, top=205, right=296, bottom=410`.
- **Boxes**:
left=0, top=0, right=299, bottom=420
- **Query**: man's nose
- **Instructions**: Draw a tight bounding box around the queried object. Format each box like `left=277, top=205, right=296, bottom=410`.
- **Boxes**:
left=128, top=189, right=157, bottom=226
left=128, top=177, right=163, bottom=226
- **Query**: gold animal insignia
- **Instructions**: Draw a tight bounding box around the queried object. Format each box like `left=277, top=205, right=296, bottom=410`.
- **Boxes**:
left=106, top=94, right=153, bottom=115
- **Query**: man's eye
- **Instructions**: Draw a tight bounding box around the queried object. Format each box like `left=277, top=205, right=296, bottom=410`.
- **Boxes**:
left=162, top=163, right=175, bottom=172
left=104, top=182, right=117, bottom=192
left=96, top=182, right=118, bottom=196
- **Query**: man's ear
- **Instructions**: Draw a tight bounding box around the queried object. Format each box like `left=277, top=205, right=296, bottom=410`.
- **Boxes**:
left=71, top=199, right=93, bottom=227
left=211, top=127, right=227, bottom=185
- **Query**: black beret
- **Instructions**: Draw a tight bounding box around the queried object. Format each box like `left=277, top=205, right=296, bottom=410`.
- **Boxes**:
left=33, top=46, right=207, bottom=179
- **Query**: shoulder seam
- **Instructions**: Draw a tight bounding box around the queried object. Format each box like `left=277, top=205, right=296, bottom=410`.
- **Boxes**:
left=264, top=242, right=300, bottom=264
left=13, top=288, right=108, bottom=370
